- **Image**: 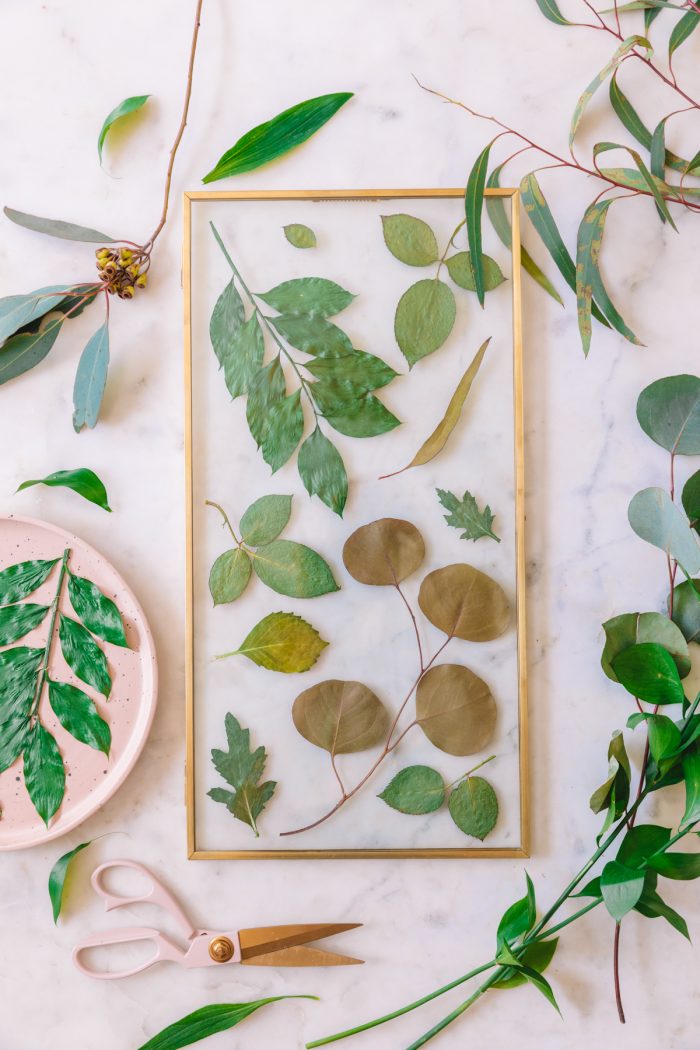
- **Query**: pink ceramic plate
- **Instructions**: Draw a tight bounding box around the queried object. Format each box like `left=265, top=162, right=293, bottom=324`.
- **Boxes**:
left=0, top=516, right=157, bottom=850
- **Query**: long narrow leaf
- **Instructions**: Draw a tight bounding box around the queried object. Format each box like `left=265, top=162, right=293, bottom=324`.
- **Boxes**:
left=137, top=997, right=317, bottom=1050
left=534, top=0, right=572, bottom=24
left=651, top=118, right=668, bottom=223
left=73, top=323, right=110, bottom=433
left=4, top=208, right=116, bottom=244
left=670, top=10, right=700, bottom=59
left=570, top=36, right=652, bottom=149
left=465, top=143, right=492, bottom=306
left=609, top=75, right=691, bottom=173
left=594, top=140, right=678, bottom=229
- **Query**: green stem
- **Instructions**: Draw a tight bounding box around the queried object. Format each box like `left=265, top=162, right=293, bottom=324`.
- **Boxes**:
left=29, top=548, right=70, bottom=723
left=448, top=754, right=496, bottom=788
left=436, top=219, right=466, bottom=278
left=205, top=499, right=241, bottom=545
left=406, top=970, right=504, bottom=1050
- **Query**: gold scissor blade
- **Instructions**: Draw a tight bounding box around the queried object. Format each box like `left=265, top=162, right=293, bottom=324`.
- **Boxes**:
left=241, top=943, right=363, bottom=967
left=239, top=923, right=362, bottom=962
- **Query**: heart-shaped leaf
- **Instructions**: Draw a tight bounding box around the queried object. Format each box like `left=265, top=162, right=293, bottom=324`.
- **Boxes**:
left=682, top=469, right=700, bottom=530
left=17, top=467, right=112, bottom=511
left=416, top=663, right=497, bottom=755
left=252, top=539, right=339, bottom=598
left=283, top=223, right=316, bottom=249
left=219, top=612, right=327, bottom=673
left=637, top=375, right=700, bottom=455
left=394, top=279, right=456, bottom=366
left=381, top=214, right=439, bottom=267
left=418, top=563, right=510, bottom=642
left=611, top=642, right=685, bottom=705
left=378, top=765, right=445, bottom=815
left=209, top=549, right=252, bottom=605
left=628, top=487, right=700, bottom=575
left=448, top=776, right=499, bottom=840
left=292, top=679, right=388, bottom=754
left=240, top=495, right=293, bottom=547
left=342, top=518, right=425, bottom=586
left=601, top=611, right=690, bottom=681
left=670, top=579, right=700, bottom=643
left=601, top=860, right=646, bottom=922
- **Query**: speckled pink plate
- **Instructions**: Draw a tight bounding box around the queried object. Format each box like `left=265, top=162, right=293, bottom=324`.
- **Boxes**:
left=0, top=516, right=157, bottom=850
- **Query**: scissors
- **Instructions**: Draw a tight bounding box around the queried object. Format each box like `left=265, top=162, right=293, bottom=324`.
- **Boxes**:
left=72, top=860, right=363, bottom=979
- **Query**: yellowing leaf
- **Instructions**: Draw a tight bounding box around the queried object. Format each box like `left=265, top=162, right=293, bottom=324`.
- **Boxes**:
left=217, top=612, right=328, bottom=673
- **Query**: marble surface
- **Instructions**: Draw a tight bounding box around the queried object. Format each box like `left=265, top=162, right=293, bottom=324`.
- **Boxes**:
left=0, top=0, right=699, bottom=1047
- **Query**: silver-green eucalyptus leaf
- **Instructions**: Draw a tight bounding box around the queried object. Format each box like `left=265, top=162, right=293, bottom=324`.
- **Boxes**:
left=73, top=322, right=110, bottom=433
left=4, top=207, right=117, bottom=243
left=628, top=487, right=700, bottom=576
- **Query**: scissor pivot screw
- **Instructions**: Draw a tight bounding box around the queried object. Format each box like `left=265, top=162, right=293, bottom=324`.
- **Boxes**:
left=209, top=936, right=235, bottom=963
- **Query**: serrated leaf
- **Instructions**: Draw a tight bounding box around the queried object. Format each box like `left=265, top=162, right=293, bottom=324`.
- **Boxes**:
left=283, top=223, right=316, bottom=249
left=246, top=358, right=303, bottom=472
left=23, top=723, right=65, bottom=826
left=73, top=322, right=110, bottom=432
left=437, top=487, right=500, bottom=543
left=257, top=277, right=355, bottom=318
left=208, top=713, right=276, bottom=836
left=671, top=579, right=700, bottom=643
left=381, top=214, right=439, bottom=266
left=136, top=998, right=316, bottom=1050
left=378, top=765, right=445, bottom=815
left=240, top=494, right=293, bottom=547
left=601, top=860, right=646, bottom=921
left=293, top=679, right=389, bottom=755
left=465, top=141, right=493, bottom=306
left=570, top=36, right=652, bottom=149
left=209, top=548, right=252, bottom=605
left=202, top=92, right=353, bottom=182
left=59, top=614, right=111, bottom=697
left=0, top=603, right=49, bottom=645
left=48, top=679, right=111, bottom=755
left=0, top=285, right=69, bottom=345
left=628, top=487, right=700, bottom=575
left=312, top=383, right=400, bottom=438
left=17, top=467, right=112, bottom=512
left=535, top=0, right=572, bottom=23
left=98, top=94, right=151, bottom=163
left=304, top=349, right=397, bottom=391
left=601, top=611, right=690, bottom=681
left=219, top=612, right=327, bottom=673
left=4, top=207, right=116, bottom=243
left=394, top=278, right=456, bottom=366
left=343, top=518, right=425, bottom=586
left=445, top=252, right=505, bottom=293
left=298, top=426, right=348, bottom=517
left=67, top=572, right=128, bottom=647
left=419, top=563, right=510, bottom=643
left=448, top=776, right=499, bottom=840
left=637, top=375, right=700, bottom=455
left=612, top=642, right=685, bottom=705
left=669, top=10, right=700, bottom=57
left=417, top=663, right=497, bottom=756
left=48, top=840, right=93, bottom=923
left=0, top=559, right=58, bottom=605
left=252, top=539, right=339, bottom=598
left=270, top=314, right=353, bottom=356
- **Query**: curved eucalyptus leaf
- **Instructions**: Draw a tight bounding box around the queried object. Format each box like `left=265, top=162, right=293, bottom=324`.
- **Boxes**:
left=418, top=564, right=510, bottom=642
left=381, top=214, right=439, bottom=267
left=4, top=207, right=116, bottom=244
left=448, top=776, right=499, bottom=840
left=283, top=223, right=316, bottom=249
left=73, top=322, right=110, bottom=433
left=209, top=548, right=252, bottom=605
left=601, top=611, right=690, bottom=681
left=465, top=141, right=493, bottom=306
left=0, top=286, right=68, bottom=345
left=0, top=603, right=49, bottom=646
left=628, top=487, right=700, bottom=575
left=570, top=36, right=652, bottom=149
left=58, top=614, right=112, bottom=697
left=445, top=252, right=505, bottom=293
left=219, top=612, right=327, bottom=673
left=240, top=494, right=292, bottom=547
left=637, top=375, right=700, bottom=455
left=0, top=559, right=57, bottom=606
left=298, top=427, right=348, bottom=517
left=669, top=10, right=700, bottom=58
left=98, top=94, right=151, bottom=163
left=611, top=642, right=685, bottom=705
left=394, top=279, right=456, bottom=366
left=23, top=723, right=65, bottom=827
left=48, top=679, right=111, bottom=755
left=0, top=314, right=65, bottom=387
left=378, top=765, right=445, bottom=815
left=67, top=573, right=128, bottom=647
left=252, top=539, right=339, bottom=598
left=257, top=277, right=355, bottom=318
left=609, top=74, right=690, bottom=174
left=342, top=518, right=425, bottom=586
left=416, top=663, right=497, bottom=755
left=292, top=679, right=388, bottom=754
left=535, top=0, right=572, bottom=23
left=17, top=467, right=112, bottom=512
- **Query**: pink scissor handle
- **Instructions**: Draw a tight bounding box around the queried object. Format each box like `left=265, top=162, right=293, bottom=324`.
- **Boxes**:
left=72, top=926, right=186, bottom=980
left=91, top=860, right=196, bottom=939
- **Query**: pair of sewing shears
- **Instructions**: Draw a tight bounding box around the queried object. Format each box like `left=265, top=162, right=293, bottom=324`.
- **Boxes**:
left=72, top=860, right=363, bottom=979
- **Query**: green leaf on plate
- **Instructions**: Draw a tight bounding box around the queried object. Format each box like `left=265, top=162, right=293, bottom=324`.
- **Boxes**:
left=257, top=277, right=355, bottom=318
left=240, top=494, right=293, bottom=547
left=4, top=207, right=116, bottom=244
left=48, top=679, right=111, bottom=755
left=601, top=611, right=690, bottom=681
left=0, top=559, right=58, bottom=605
left=670, top=579, right=700, bottom=643
left=246, top=358, right=303, bottom=472
left=23, top=723, right=65, bottom=826
left=271, top=313, right=353, bottom=356
left=628, top=487, right=700, bottom=575
left=448, top=776, right=498, bottom=840
left=601, top=860, right=646, bottom=922
left=535, top=0, right=572, bottom=23
left=48, top=840, right=93, bottom=923
left=98, top=94, right=151, bottom=163
left=465, top=141, right=493, bottom=306
left=67, top=573, right=128, bottom=648
left=209, top=548, right=252, bottom=605
left=208, top=713, right=276, bottom=836
left=437, top=487, right=500, bottom=543
left=218, top=611, right=328, bottom=673
left=381, top=214, right=439, bottom=267
left=570, top=36, right=652, bottom=149
left=283, top=223, right=316, bottom=249
left=0, top=603, right=49, bottom=645
left=0, top=285, right=69, bottom=345
left=445, top=252, right=505, bottom=293
left=59, top=614, right=112, bottom=697
left=202, top=91, right=353, bottom=183
left=298, top=426, right=348, bottom=517
left=637, top=374, right=700, bottom=455
left=669, top=10, right=700, bottom=58
left=73, top=322, right=110, bottom=432
left=394, top=279, right=456, bottom=366
left=17, top=467, right=112, bottom=512
left=136, top=997, right=317, bottom=1050
left=304, top=349, right=397, bottom=391
left=611, top=642, right=685, bottom=705
left=0, top=647, right=43, bottom=722
left=0, top=712, right=30, bottom=773
left=252, top=539, right=339, bottom=598
left=378, top=765, right=446, bottom=815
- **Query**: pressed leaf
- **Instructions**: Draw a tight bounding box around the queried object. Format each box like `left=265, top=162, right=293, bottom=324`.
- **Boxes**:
left=448, top=776, right=498, bottom=840
left=59, top=614, right=112, bottom=697
left=73, top=322, right=110, bottom=433
left=220, top=612, right=327, bottom=673
left=252, top=539, right=339, bottom=598
left=48, top=679, right=111, bottom=755
left=381, top=338, right=489, bottom=478
left=208, top=713, right=276, bottom=836
left=600, top=860, right=646, bottom=921
left=67, top=573, right=128, bottom=647
left=48, top=840, right=92, bottom=923
left=298, top=427, right=348, bottom=517
left=418, top=563, right=510, bottom=642
left=637, top=375, right=700, bottom=455
left=381, top=214, right=439, bottom=267
left=0, top=603, right=49, bottom=646
left=257, top=277, right=355, bottom=318
left=437, top=488, right=500, bottom=543
left=304, top=349, right=397, bottom=391
left=23, top=723, right=65, bottom=826
left=0, top=559, right=57, bottom=605
left=284, top=223, right=316, bottom=249
left=202, top=92, right=353, bottom=182
left=293, top=679, right=388, bottom=755
left=601, top=611, right=690, bottom=681
left=271, top=314, right=353, bottom=356
left=0, top=313, right=65, bottom=387
left=4, top=207, right=116, bottom=244
left=17, top=468, right=112, bottom=512
left=209, top=548, right=252, bottom=605
left=210, top=278, right=244, bottom=362
left=465, top=141, right=493, bottom=306
left=393, top=279, right=456, bottom=367
left=0, top=285, right=69, bottom=345
left=669, top=10, right=700, bottom=58
left=494, top=939, right=559, bottom=990
left=136, top=998, right=316, bottom=1050
left=98, top=94, right=151, bottom=163
left=671, top=580, right=700, bottom=643
left=312, top=385, right=400, bottom=439
left=535, top=0, right=572, bottom=23
left=240, top=494, right=293, bottom=547
left=445, top=252, right=505, bottom=293
left=628, top=487, right=700, bottom=575
left=378, top=766, right=446, bottom=815
left=342, top=518, right=425, bottom=586
left=215, top=310, right=264, bottom=401
left=0, top=712, right=30, bottom=772
left=611, top=642, right=685, bottom=705
left=570, top=36, right=652, bottom=149
left=246, top=359, right=303, bottom=472
left=416, top=663, right=497, bottom=756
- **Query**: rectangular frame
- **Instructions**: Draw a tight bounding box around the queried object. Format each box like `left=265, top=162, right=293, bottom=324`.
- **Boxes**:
left=184, top=188, right=528, bottom=859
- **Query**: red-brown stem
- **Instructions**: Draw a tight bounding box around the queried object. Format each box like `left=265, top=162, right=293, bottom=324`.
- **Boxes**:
left=396, top=582, right=425, bottom=673
left=613, top=923, right=626, bottom=1023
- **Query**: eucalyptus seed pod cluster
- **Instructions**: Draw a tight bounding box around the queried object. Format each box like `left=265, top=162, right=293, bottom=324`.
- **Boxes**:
left=95, top=246, right=148, bottom=299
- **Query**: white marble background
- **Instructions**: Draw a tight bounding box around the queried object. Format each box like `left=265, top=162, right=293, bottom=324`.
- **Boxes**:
left=0, top=1, right=699, bottom=1047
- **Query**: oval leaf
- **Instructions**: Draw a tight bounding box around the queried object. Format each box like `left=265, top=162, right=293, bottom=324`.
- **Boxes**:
left=23, top=723, right=65, bottom=827
left=394, top=278, right=456, bottom=367
left=283, top=223, right=316, bottom=249
left=98, top=94, right=151, bottom=163
left=416, top=663, right=497, bottom=755
left=221, top=612, right=327, bottom=673
left=257, top=277, right=355, bottom=318
left=58, top=614, right=112, bottom=697
left=298, top=427, right=348, bottom=517
left=670, top=579, right=700, bottom=643
left=252, top=539, right=338, bottom=598
left=17, top=467, right=112, bottom=511
left=48, top=840, right=92, bottom=924
left=48, top=679, right=111, bottom=755
left=67, top=572, right=128, bottom=647
left=209, top=549, right=252, bottom=605
left=681, top=468, right=700, bottom=529
left=246, top=359, right=304, bottom=473
left=73, top=322, right=110, bottom=433
left=0, top=603, right=49, bottom=646
left=342, top=518, right=425, bottom=586
left=4, top=207, right=116, bottom=244
left=628, top=487, right=700, bottom=576
left=448, top=776, right=499, bottom=840
left=271, top=313, right=353, bottom=356
left=0, top=558, right=58, bottom=605
left=601, top=860, right=646, bottom=922
left=292, top=679, right=388, bottom=754
left=381, top=214, right=439, bottom=267
left=240, top=494, right=292, bottom=547
left=378, top=765, right=445, bottom=815
left=418, top=563, right=510, bottom=642
left=601, top=611, right=690, bottom=681
left=445, top=252, right=505, bottom=293
left=637, top=375, right=700, bottom=455
left=611, top=642, right=685, bottom=705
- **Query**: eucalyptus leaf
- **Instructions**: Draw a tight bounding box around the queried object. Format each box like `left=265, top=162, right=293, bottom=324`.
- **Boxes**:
left=381, top=214, right=439, bottom=267
left=271, top=314, right=353, bottom=356
left=252, top=539, right=339, bottom=598
left=4, top=207, right=116, bottom=244
left=48, top=679, right=111, bottom=755
left=465, top=141, right=493, bottom=306
left=48, top=840, right=92, bottom=923
left=246, top=359, right=303, bottom=472
left=73, top=322, right=110, bottom=433
left=600, top=860, right=646, bottom=922
left=609, top=75, right=690, bottom=174
left=17, top=468, right=112, bottom=512
left=0, top=559, right=58, bottom=606
left=240, top=494, right=293, bottom=547
left=611, top=642, right=685, bottom=705
left=670, top=579, right=700, bottom=643
left=570, top=36, right=652, bottom=149
left=284, top=223, right=316, bottom=249
left=448, top=776, right=499, bottom=840
left=445, top=252, right=505, bottom=293
left=418, top=563, right=510, bottom=642
left=293, top=679, right=388, bottom=755
left=637, top=375, right=700, bottom=455
left=137, top=998, right=316, bottom=1050
left=416, top=663, right=497, bottom=756
left=0, top=603, right=49, bottom=646
left=58, top=614, right=112, bottom=697
left=576, top=196, right=640, bottom=354
left=257, top=277, right=355, bottom=318
left=535, top=0, right=572, bottom=23
left=393, top=279, right=456, bottom=366
left=209, top=548, right=252, bottom=605
left=682, top=469, right=700, bottom=529
left=0, top=286, right=69, bottom=345
left=669, top=10, right=700, bottom=58
left=23, top=723, right=65, bottom=827
left=208, top=713, right=275, bottom=836
left=342, top=518, right=425, bottom=586
left=98, top=94, right=151, bottom=163
left=378, top=766, right=445, bottom=815
left=601, top=611, right=690, bottom=681
left=628, top=487, right=700, bottom=575
left=67, top=573, right=128, bottom=647
left=219, top=612, right=327, bottom=673
left=0, top=314, right=65, bottom=387
left=298, top=427, right=348, bottom=517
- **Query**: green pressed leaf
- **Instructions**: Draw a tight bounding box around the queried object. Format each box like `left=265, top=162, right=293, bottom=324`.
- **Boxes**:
left=0, top=559, right=57, bottom=605
left=252, top=539, right=339, bottom=598
left=59, top=614, right=111, bottom=697
left=270, top=314, right=353, bottom=357
left=284, top=223, right=316, bottom=249
left=449, top=777, right=498, bottom=840
left=136, top=998, right=316, bottom=1050
left=535, top=0, right=572, bottom=23
left=4, top=207, right=116, bottom=243
left=570, top=36, right=652, bottom=149
left=680, top=742, right=700, bottom=829
left=17, top=468, right=112, bottom=512
left=0, top=313, right=65, bottom=387
left=445, top=252, right=505, bottom=293
left=258, top=277, right=355, bottom=318
left=0, top=603, right=49, bottom=646
left=48, top=679, right=111, bottom=755
left=220, top=612, right=327, bottom=673
left=494, top=939, right=559, bottom=990
left=298, top=427, right=348, bottom=517
left=601, top=611, right=690, bottom=681
left=617, top=823, right=671, bottom=866
left=67, top=573, right=128, bottom=647
left=214, top=307, right=264, bottom=401
left=240, top=494, right=293, bottom=547
left=649, top=851, right=700, bottom=880
left=73, top=322, right=110, bottom=432
left=304, top=349, right=397, bottom=391
left=436, top=488, right=500, bottom=543
left=378, top=766, right=445, bottom=815
left=293, top=679, right=389, bottom=755
left=393, top=279, right=456, bottom=366
left=313, top=385, right=400, bottom=439
left=682, top=469, right=700, bottom=529
left=382, top=339, right=489, bottom=478
left=628, top=487, right=700, bottom=575
left=419, top=563, right=510, bottom=643
left=611, top=642, right=685, bottom=705
left=98, top=94, right=151, bottom=163
left=601, top=860, right=646, bottom=922
left=0, top=285, right=69, bottom=345
left=246, top=358, right=303, bottom=472
left=343, top=518, right=425, bottom=586
left=671, top=579, right=700, bottom=643
left=417, top=664, right=497, bottom=756
left=465, top=141, right=493, bottom=306
left=202, top=92, right=353, bottom=182
left=669, top=10, right=700, bottom=58
left=209, top=549, right=252, bottom=605
left=0, top=712, right=29, bottom=772
left=381, top=214, right=439, bottom=266
left=23, top=723, right=65, bottom=826
left=637, top=375, right=700, bottom=455
left=208, top=713, right=276, bottom=836
left=496, top=873, right=537, bottom=951
left=211, top=278, right=244, bottom=361
left=48, top=840, right=92, bottom=923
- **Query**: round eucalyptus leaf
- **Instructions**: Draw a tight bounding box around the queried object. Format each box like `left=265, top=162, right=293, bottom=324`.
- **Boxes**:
left=636, top=375, right=700, bottom=455
left=670, top=580, right=700, bottom=644
left=381, top=214, right=439, bottom=267
left=601, top=612, right=690, bottom=682
left=416, top=663, right=496, bottom=756
left=394, top=279, right=456, bottom=367
left=445, top=252, right=506, bottom=292
left=342, top=518, right=425, bottom=586
left=418, top=564, right=510, bottom=642
left=378, top=765, right=445, bottom=815
left=628, top=487, right=700, bottom=577
left=448, top=776, right=499, bottom=840
left=209, top=549, right=252, bottom=605
left=240, top=494, right=292, bottom=547
left=611, top=642, right=686, bottom=706
left=283, top=223, right=317, bottom=249
left=292, top=679, right=389, bottom=755
left=682, top=468, right=700, bottom=530
left=252, top=539, right=339, bottom=598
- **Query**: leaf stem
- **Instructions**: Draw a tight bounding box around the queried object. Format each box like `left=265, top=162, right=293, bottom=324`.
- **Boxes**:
left=29, top=548, right=70, bottom=723
left=447, top=754, right=496, bottom=788
left=205, top=499, right=241, bottom=545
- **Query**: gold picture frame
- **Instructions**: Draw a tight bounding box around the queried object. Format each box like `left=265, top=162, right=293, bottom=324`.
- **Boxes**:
left=183, top=188, right=528, bottom=860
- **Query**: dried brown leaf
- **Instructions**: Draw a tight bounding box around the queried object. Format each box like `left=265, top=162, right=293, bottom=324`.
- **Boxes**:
left=416, top=663, right=496, bottom=756
left=292, top=679, right=389, bottom=755
left=342, top=518, right=425, bottom=586
left=418, top=563, right=510, bottom=642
